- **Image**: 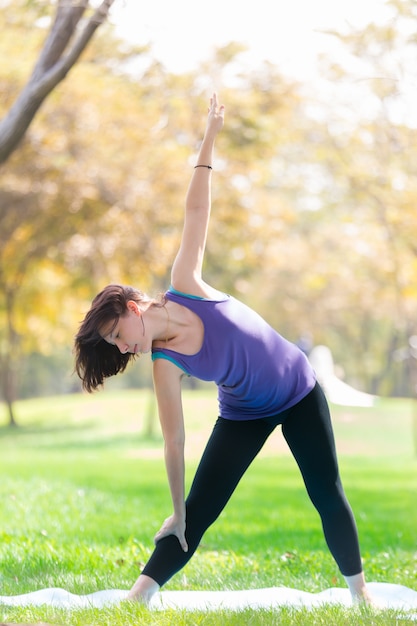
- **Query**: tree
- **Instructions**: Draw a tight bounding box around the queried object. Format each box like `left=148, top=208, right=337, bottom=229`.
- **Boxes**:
left=0, top=0, right=116, bottom=165
left=0, top=0, right=117, bottom=426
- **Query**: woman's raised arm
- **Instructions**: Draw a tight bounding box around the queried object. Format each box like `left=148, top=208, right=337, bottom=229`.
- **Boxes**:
left=171, top=93, right=224, bottom=296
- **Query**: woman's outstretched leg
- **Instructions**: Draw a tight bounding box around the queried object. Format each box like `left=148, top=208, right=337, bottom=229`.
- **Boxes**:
left=282, top=383, right=372, bottom=603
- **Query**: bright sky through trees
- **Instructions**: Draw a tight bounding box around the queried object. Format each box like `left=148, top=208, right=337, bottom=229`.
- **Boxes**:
left=112, top=0, right=387, bottom=79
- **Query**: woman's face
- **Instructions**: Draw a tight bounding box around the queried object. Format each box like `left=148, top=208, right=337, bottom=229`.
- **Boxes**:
left=101, top=301, right=149, bottom=355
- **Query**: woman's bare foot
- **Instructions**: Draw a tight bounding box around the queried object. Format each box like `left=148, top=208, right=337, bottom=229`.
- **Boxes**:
left=344, top=572, right=377, bottom=607
left=124, top=574, right=160, bottom=606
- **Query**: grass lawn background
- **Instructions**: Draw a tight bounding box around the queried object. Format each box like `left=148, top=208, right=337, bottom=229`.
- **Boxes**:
left=0, top=387, right=416, bottom=625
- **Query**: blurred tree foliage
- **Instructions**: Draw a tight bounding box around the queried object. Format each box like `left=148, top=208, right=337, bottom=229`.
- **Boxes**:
left=1, top=0, right=416, bottom=426
left=293, top=0, right=417, bottom=395
left=240, top=0, right=417, bottom=397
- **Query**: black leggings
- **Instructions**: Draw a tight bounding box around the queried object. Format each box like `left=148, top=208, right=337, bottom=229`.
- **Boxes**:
left=141, top=382, right=362, bottom=586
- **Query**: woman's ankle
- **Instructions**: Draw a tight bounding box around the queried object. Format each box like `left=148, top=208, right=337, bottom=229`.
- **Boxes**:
left=125, top=574, right=160, bottom=605
left=344, top=571, right=374, bottom=605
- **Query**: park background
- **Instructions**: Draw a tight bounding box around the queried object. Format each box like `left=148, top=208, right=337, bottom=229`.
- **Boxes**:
left=0, top=1, right=416, bottom=624
left=1, top=0, right=417, bottom=424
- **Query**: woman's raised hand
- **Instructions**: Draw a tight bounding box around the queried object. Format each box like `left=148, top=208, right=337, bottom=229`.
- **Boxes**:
left=205, top=92, right=225, bottom=136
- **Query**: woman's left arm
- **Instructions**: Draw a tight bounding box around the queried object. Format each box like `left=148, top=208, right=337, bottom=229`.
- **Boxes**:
left=171, top=93, right=224, bottom=296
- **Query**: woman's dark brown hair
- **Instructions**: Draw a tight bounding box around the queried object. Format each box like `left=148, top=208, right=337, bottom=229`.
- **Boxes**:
left=74, top=284, right=164, bottom=393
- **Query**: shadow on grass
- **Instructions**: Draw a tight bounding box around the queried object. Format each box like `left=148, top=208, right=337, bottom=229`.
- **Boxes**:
left=0, top=421, right=93, bottom=436
left=0, top=422, right=162, bottom=451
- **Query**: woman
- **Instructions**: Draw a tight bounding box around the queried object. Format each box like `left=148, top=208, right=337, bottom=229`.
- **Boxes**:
left=75, top=94, right=373, bottom=605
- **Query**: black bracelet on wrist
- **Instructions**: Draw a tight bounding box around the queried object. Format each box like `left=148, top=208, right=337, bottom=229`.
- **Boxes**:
left=194, top=164, right=213, bottom=169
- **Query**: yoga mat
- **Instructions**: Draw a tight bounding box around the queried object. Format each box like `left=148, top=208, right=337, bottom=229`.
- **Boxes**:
left=0, top=582, right=416, bottom=615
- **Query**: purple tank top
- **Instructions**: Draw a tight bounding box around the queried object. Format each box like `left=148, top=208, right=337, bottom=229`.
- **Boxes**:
left=152, top=288, right=316, bottom=420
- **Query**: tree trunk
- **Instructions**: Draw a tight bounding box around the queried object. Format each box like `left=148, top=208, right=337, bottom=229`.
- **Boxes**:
left=0, top=0, right=115, bottom=163
left=5, top=396, right=18, bottom=429
left=143, top=389, right=157, bottom=439
left=0, top=352, right=18, bottom=427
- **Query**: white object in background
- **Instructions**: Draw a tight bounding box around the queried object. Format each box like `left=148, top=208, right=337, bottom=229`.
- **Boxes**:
left=309, top=345, right=376, bottom=407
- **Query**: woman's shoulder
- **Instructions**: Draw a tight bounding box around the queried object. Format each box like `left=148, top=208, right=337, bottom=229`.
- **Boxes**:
left=169, top=278, right=226, bottom=301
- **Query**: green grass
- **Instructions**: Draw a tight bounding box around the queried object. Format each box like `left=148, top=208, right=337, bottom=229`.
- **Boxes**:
left=0, top=389, right=416, bottom=625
